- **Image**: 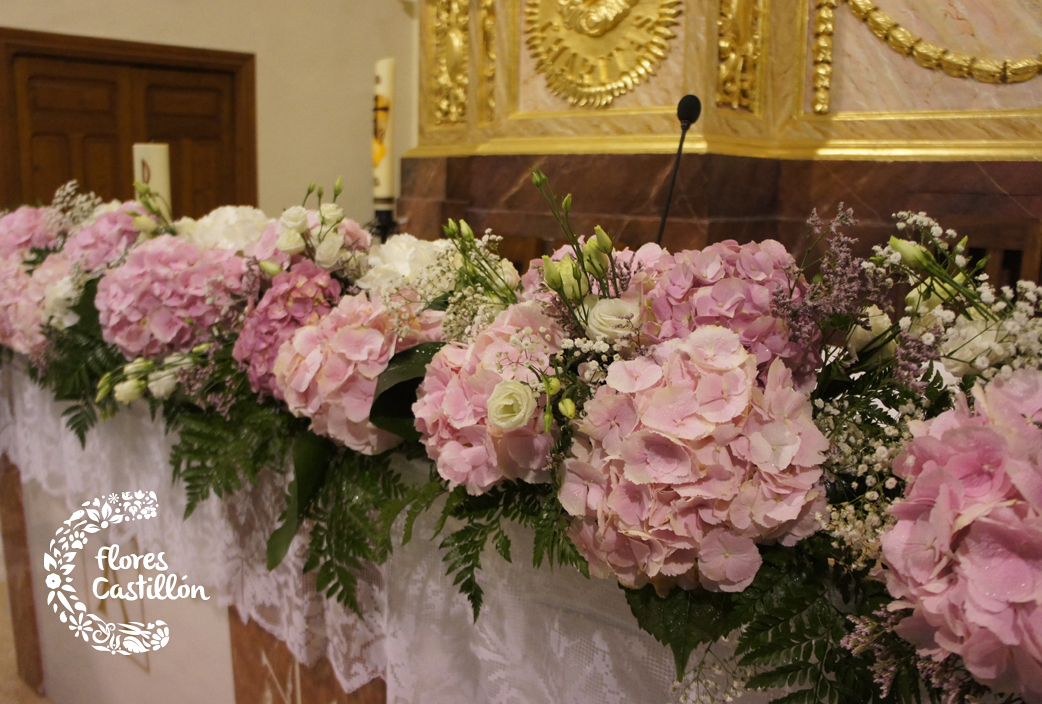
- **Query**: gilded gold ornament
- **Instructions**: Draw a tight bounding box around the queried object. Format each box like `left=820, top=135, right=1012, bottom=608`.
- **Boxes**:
left=717, top=0, right=767, bottom=114
left=523, top=0, right=682, bottom=108
left=430, top=0, right=470, bottom=126
left=842, top=1, right=1042, bottom=89
left=811, top=0, right=834, bottom=115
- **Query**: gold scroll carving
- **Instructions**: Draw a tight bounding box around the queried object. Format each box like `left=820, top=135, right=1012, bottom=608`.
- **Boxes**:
left=811, top=0, right=835, bottom=115
left=430, top=0, right=470, bottom=126
left=524, top=0, right=682, bottom=108
left=478, top=0, right=497, bottom=123
left=717, top=0, right=766, bottom=114
left=840, top=0, right=1042, bottom=98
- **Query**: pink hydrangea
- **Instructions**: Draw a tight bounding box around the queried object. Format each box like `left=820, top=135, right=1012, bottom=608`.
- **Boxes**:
left=643, top=240, right=820, bottom=391
left=413, top=302, right=565, bottom=495
left=0, top=206, right=59, bottom=257
left=0, top=252, right=72, bottom=357
left=272, top=292, right=402, bottom=454
left=561, top=325, right=828, bottom=593
left=880, top=368, right=1042, bottom=702
left=233, top=260, right=341, bottom=397
left=96, top=234, right=250, bottom=359
left=64, top=205, right=143, bottom=274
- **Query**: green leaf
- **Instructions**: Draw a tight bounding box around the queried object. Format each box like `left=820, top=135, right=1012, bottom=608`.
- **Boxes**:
left=292, top=431, right=336, bottom=513
left=623, top=583, right=734, bottom=676
left=368, top=342, right=445, bottom=443
left=374, top=342, right=445, bottom=398
left=267, top=432, right=335, bottom=570
left=369, top=379, right=423, bottom=442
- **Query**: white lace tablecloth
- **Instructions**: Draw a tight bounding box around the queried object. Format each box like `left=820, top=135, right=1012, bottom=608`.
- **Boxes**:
left=0, top=361, right=756, bottom=704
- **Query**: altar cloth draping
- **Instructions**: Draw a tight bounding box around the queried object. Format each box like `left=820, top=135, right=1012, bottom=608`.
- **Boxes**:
left=0, top=361, right=768, bottom=704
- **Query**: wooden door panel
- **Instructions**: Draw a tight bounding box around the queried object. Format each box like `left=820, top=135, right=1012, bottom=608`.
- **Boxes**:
left=82, top=135, right=120, bottom=197
left=2, top=31, right=256, bottom=214
left=13, top=57, right=130, bottom=205
left=27, top=133, right=71, bottom=201
left=138, top=67, right=235, bottom=218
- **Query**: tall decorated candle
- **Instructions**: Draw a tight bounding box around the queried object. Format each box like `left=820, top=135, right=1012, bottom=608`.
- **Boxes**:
left=132, top=143, right=172, bottom=219
left=373, top=58, right=396, bottom=212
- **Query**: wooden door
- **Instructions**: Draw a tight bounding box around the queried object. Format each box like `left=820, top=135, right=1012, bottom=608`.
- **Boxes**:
left=0, top=28, right=256, bottom=217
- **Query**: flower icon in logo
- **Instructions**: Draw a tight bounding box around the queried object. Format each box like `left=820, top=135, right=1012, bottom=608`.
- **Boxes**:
left=68, top=613, right=94, bottom=642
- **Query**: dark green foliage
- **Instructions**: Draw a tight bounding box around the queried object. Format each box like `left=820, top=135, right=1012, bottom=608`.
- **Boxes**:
left=301, top=450, right=409, bottom=614
left=432, top=482, right=589, bottom=620
left=167, top=400, right=300, bottom=518
left=624, top=583, right=735, bottom=675
left=31, top=278, right=124, bottom=445
left=165, top=344, right=303, bottom=518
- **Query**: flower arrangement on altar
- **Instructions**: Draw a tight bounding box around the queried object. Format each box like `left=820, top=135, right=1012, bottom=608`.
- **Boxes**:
left=1, top=173, right=1041, bottom=704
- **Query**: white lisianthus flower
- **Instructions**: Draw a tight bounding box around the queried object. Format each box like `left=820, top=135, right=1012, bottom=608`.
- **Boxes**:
left=42, top=276, right=80, bottom=330
left=319, top=203, right=344, bottom=223
left=846, top=305, right=895, bottom=362
left=314, top=231, right=344, bottom=271
left=280, top=205, right=308, bottom=233
left=586, top=296, right=640, bottom=342
left=113, top=379, right=146, bottom=404
left=356, top=233, right=454, bottom=292
left=498, top=259, right=521, bottom=289
left=487, top=380, right=538, bottom=431
left=175, top=206, right=271, bottom=252
left=146, top=369, right=179, bottom=400
left=941, top=317, right=1009, bottom=378
left=887, top=237, right=930, bottom=269
left=275, top=227, right=307, bottom=255
left=164, top=353, right=196, bottom=370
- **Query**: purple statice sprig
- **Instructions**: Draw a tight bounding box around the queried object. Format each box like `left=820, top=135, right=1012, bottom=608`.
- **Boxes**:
left=773, top=205, right=893, bottom=356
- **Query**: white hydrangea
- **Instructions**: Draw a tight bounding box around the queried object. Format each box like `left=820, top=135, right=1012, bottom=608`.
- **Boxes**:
left=174, top=206, right=271, bottom=253
left=356, top=233, right=458, bottom=294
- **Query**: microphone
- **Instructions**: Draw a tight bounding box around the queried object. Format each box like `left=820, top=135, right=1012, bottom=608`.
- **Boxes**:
left=656, top=95, right=702, bottom=246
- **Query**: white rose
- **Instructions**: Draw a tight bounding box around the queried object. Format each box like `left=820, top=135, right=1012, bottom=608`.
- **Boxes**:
left=942, top=317, right=1008, bottom=378
left=586, top=297, right=640, bottom=342
left=280, top=205, right=308, bottom=233
left=147, top=370, right=179, bottom=400
left=314, top=231, right=344, bottom=271
left=113, top=379, right=145, bottom=404
left=846, top=305, right=895, bottom=362
left=487, top=380, right=538, bottom=431
left=275, top=227, right=306, bottom=255
left=319, top=203, right=344, bottom=223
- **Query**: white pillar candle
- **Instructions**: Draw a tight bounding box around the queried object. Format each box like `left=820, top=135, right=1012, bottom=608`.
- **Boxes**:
left=373, top=58, right=396, bottom=211
left=132, top=143, right=172, bottom=219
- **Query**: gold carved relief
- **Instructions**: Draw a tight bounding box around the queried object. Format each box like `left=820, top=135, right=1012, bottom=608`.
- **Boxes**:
left=811, top=0, right=835, bottom=115
left=524, top=0, right=682, bottom=108
left=717, top=0, right=766, bottom=114
left=430, top=0, right=470, bottom=126
left=478, top=0, right=497, bottom=123
left=845, top=0, right=1042, bottom=86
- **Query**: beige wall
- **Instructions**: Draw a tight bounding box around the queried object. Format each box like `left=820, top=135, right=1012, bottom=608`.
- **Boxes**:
left=0, top=0, right=420, bottom=223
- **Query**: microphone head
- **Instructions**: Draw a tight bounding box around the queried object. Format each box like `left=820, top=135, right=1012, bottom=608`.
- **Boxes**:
left=677, top=95, right=702, bottom=125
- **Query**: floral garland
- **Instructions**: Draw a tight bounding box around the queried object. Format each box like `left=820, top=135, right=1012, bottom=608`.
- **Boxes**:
left=2, top=175, right=1041, bottom=704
